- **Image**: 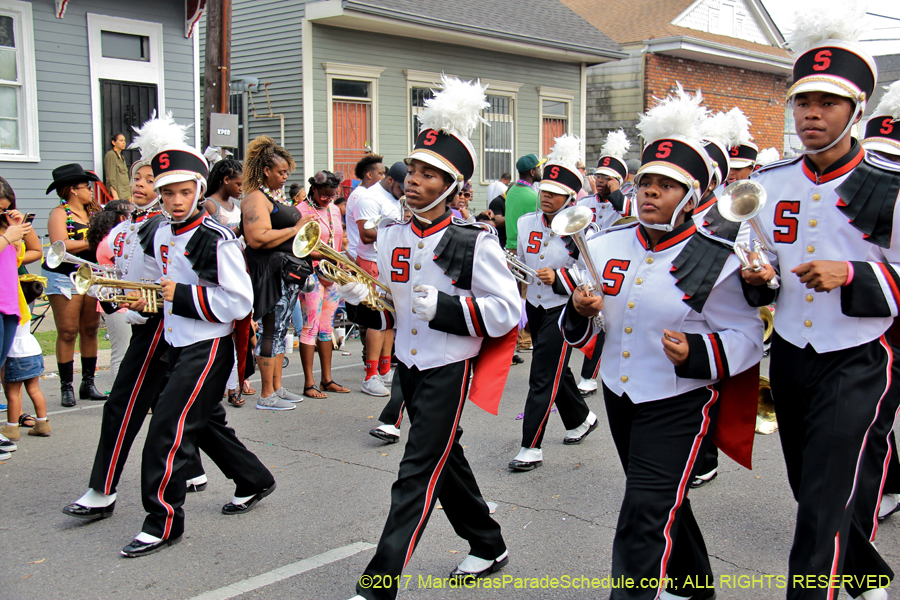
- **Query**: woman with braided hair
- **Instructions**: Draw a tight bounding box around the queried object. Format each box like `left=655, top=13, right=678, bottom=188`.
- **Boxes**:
left=202, top=159, right=243, bottom=234
left=241, top=136, right=313, bottom=411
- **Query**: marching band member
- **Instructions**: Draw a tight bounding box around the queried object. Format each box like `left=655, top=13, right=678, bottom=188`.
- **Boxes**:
left=342, top=75, right=520, bottom=600
left=120, top=140, right=275, bottom=557
left=740, top=7, right=900, bottom=597
left=561, top=84, right=763, bottom=600
left=63, top=114, right=209, bottom=521
left=725, top=140, right=758, bottom=185
left=509, top=134, right=598, bottom=471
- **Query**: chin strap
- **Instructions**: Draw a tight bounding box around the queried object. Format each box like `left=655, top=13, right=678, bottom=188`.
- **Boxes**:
left=799, top=100, right=863, bottom=156
left=406, top=180, right=462, bottom=225
left=636, top=188, right=695, bottom=233
left=161, top=182, right=204, bottom=224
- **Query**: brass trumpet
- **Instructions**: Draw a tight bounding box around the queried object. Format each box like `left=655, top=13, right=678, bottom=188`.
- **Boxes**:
left=292, top=221, right=394, bottom=312
left=551, top=205, right=606, bottom=329
left=73, top=263, right=163, bottom=313
left=46, top=240, right=115, bottom=277
left=504, top=250, right=538, bottom=285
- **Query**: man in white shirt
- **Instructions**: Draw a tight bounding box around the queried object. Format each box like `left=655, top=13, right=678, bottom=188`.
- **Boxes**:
left=352, top=161, right=405, bottom=397
left=345, top=154, right=385, bottom=265
left=486, top=172, right=510, bottom=204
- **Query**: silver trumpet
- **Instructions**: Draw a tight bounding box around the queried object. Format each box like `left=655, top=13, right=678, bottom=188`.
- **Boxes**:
left=504, top=249, right=539, bottom=285
left=46, top=240, right=116, bottom=277
left=551, top=205, right=605, bottom=329
left=717, top=180, right=780, bottom=290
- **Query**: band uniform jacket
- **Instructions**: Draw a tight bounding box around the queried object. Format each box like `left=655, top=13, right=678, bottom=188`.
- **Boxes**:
left=138, top=212, right=253, bottom=348
left=746, top=144, right=900, bottom=353
left=561, top=222, right=764, bottom=403
left=516, top=211, right=580, bottom=310
left=577, top=189, right=632, bottom=230
left=354, top=212, right=521, bottom=371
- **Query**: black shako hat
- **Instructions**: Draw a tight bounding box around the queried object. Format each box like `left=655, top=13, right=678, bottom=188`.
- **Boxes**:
left=46, top=163, right=101, bottom=195
left=728, top=142, right=759, bottom=169
left=639, top=136, right=712, bottom=198
left=408, top=128, right=474, bottom=184
left=596, top=155, right=628, bottom=181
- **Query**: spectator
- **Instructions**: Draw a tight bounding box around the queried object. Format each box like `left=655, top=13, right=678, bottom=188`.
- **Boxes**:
left=333, top=196, right=349, bottom=251
left=289, top=182, right=306, bottom=205
left=87, top=201, right=132, bottom=382
left=575, top=161, right=591, bottom=199
left=202, top=159, right=243, bottom=233
left=450, top=181, right=473, bottom=220
left=621, top=158, right=641, bottom=197
left=103, top=133, right=131, bottom=201
left=0, top=177, right=40, bottom=267
left=1, top=279, right=51, bottom=442
left=504, top=154, right=544, bottom=252
left=486, top=172, right=511, bottom=203
left=43, top=164, right=107, bottom=407
left=487, top=186, right=508, bottom=248
left=241, top=136, right=312, bottom=411
left=296, top=171, right=348, bottom=398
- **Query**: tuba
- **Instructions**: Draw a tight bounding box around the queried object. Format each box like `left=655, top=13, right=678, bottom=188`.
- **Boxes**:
left=73, top=263, right=163, bottom=312
left=755, top=305, right=777, bottom=434
left=551, top=205, right=606, bottom=328
left=504, top=249, right=538, bottom=285
left=292, top=221, right=394, bottom=312
left=717, top=180, right=780, bottom=289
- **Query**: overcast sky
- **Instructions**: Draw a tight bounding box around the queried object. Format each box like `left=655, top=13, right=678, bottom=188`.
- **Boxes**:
left=760, top=0, right=900, bottom=56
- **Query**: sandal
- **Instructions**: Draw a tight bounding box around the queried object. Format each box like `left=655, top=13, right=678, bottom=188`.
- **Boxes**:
left=320, top=380, right=349, bottom=394
left=227, top=392, right=245, bottom=407
left=242, top=380, right=257, bottom=395
left=18, top=413, right=35, bottom=428
left=303, top=385, right=327, bottom=399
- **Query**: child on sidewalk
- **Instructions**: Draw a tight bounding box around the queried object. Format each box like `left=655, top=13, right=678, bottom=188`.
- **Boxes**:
left=1, top=280, right=51, bottom=441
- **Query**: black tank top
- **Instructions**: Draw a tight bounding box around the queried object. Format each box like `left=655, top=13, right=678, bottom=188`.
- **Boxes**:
left=43, top=220, right=96, bottom=275
left=264, top=193, right=301, bottom=253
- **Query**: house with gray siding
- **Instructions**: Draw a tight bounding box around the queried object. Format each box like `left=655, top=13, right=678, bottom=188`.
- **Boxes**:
left=1, top=0, right=202, bottom=231
left=212, top=0, right=624, bottom=207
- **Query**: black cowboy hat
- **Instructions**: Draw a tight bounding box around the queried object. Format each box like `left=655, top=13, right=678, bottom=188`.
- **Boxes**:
left=46, top=163, right=101, bottom=195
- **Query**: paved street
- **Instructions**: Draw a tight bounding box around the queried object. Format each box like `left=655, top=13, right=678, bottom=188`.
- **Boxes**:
left=2, top=339, right=898, bottom=599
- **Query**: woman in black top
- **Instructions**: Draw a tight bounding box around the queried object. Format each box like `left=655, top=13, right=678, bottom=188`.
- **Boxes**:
left=43, top=164, right=107, bottom=407
left=241, top=136, right=313, bottom=410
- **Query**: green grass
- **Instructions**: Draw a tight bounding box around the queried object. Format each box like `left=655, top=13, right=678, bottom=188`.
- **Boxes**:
left=33, top=328, right=111, bottom=356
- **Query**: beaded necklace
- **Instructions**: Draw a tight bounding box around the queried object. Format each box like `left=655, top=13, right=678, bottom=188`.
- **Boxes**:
left=261, top=185, right=289, bottom=206
left=306, top=196, right=336, bottom=247
left=61, top=198, right=76, bottom=239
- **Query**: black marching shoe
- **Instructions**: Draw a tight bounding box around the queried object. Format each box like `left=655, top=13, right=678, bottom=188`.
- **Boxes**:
left=80, top=377, right=108, bottom=401
left=221, top=482, right=276, bottom=515
left=121, top=535, right=182, bottom=558
left=563, top=418, right=599, bottom=445
left=369, top=427, right=400, bottom=444
left=508, top=459, right=542, bottom=472
left=186, top=482, right=207, bottom=493
left=60, top=382, right=76, bottom=408
left=62, top=501, right=115, bottom=521
left=449, top=551, right=509, bottom=581
left=689, top=470, right=718, bottom=490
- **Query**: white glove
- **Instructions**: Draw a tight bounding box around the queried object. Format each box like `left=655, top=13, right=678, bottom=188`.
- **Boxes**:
left=412, top=285, right=438, bottom=322
left=124, top=310, right=148, bottom=325
left=337, top=282, right=369, bottom=306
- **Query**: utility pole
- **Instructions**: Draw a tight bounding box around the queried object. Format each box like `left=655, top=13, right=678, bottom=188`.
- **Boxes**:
left=202, top=0, right=231, bottom=149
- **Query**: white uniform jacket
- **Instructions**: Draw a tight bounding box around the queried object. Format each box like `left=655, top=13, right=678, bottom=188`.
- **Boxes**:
left=107, top=211, right=164, bottom=324
left=139, top=211, right=253, bottom=348
left=352, top=211, right=521, bottom=371
left=561, top=222, right=764, bottom=403
left=577, top=190, right=632, bottom=230
left=516, top=211, right=580, bottom=310
left=746, top=143, right=900, bottom=353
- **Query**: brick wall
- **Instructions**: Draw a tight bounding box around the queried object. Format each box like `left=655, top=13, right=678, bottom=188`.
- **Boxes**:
left=643, top=53, right=787, bottom=153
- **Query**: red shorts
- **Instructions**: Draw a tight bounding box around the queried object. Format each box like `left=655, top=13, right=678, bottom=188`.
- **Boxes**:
left=355, top=256, right=378, bottom=278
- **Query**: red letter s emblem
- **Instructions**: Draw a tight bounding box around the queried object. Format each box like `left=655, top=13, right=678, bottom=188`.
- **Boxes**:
left=158, top=153, right=170, bottom=169
left=602, top=157, right=610, bottom=167
left=812, top=50, right=832, bottom=71
left=549, top=166, right=560, bottom=179
left=391, top=248, right=410, bottom=283
left=423, top=130, right=438, bottom=146
left=655, top=142, right=672, bottom=159
left=881, top=118, right=895, bottom=135
left=730, top=146, right=740, bottom=157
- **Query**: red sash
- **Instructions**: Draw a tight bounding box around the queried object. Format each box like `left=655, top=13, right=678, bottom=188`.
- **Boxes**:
left=712, top=362, right=760, bottom=470
left=468, top=327, right=518, bottom=415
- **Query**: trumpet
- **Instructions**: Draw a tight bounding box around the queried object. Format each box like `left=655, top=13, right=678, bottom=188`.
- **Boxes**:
left=73, top=263, right=163, bottom=312
left=717, top=180, right=780, bottom=289
left=504, top=250, right=538, bottom=285
left=551, top=205, right=606, bottom=329
left=46, top=240, right=116, bottom=277
left=292, top=221, right=394, bottom=312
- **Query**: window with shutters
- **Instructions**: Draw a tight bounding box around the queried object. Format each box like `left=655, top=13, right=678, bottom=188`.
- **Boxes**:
left=0, top=0, right=38, bottom=161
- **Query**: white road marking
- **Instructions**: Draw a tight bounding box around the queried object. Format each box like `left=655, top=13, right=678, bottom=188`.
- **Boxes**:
left=186, top=542, right=376, bottom=600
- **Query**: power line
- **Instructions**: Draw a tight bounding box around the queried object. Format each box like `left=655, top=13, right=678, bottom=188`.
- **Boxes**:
left=867, top=12, right=900, bottom=21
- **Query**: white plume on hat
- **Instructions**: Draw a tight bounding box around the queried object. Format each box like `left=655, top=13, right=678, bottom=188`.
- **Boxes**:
left=418, top=74, right=489, bottom=139
left=784, top=0, right=868, bottom=55
left=637, top=83, right=708, bottom=145
left=700, top=108, right=752, bottom=148
left=872, top=81, right=900, bottom=120
left=547, top=134, right=582, bottom=167
left=756, top=147, right=781, bottom=166
left=129, top=111, right=190, bottom=162
left=600, top=129, right=631, bottom=159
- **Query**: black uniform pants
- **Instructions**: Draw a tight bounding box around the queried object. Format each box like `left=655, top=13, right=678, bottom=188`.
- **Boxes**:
left=140, top=336, right=274, bottom=540
left=357, top=359, right=506, bottom=600
left=770, top=333, right=896, bottom=598
left=521, top=303, right=590, bottom=448
left=604, top=384, right=719, bottom=600
left=378, top=379, right=405, bottom=428
left=88, top=316, right=203, bottom=495
left=580, top=338, right=602, bottom=380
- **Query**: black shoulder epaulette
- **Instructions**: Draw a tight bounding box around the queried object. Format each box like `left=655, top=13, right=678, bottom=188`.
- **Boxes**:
left=183, top=218, right=235, bottom=284
left=700, top=204, right=741, bottom=242
left=138, top=214, right=166, bottom=257
left=433, top=222, right=487, bottom=290
left=562, top=235, right=580, bottom=260
left=836, top=154, right=900, bottom=248
left=607, top=189, right=627, bottom=213
left=671, top=228, right=734, bottom=314
left=752, top=155, right=802, bottom=175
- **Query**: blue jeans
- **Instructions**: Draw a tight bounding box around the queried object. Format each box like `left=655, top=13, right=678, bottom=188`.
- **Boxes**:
left=0, top=312, right=18, bottom=370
